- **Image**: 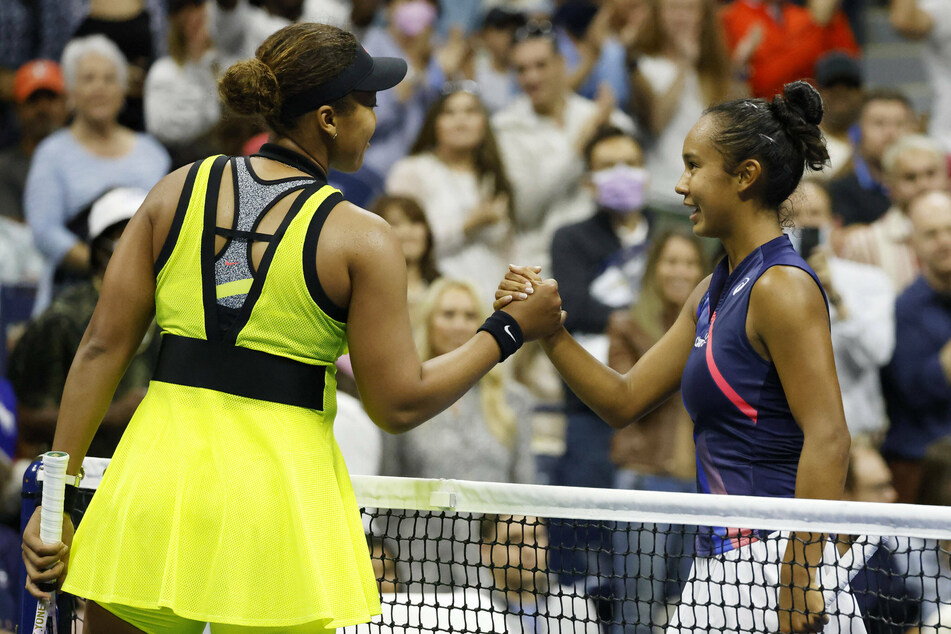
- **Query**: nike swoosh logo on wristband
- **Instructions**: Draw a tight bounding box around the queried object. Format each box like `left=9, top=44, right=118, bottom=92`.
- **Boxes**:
left=504, top=325, right=517, bottom=342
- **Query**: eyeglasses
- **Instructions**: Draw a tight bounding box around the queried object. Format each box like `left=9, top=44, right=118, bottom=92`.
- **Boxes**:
left=513, top=19, right=554, bottom=43
left=440, top=79, right=481, bottom=96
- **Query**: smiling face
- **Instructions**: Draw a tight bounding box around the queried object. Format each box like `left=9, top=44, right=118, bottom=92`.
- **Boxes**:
left=511, top=38, right=564, bottom=113
left=675, top=115, right=742, bottom=238
left=328, top=91, right=378, bottom=172
left=428, top=286, right=482, bottom=357
left=655, top=235, right=704, bottom=308
left=71, top=52, right=125, bottom=126
left=434, top=91, right=486, bottom=153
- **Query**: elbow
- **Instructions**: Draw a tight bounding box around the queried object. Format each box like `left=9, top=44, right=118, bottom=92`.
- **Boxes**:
left=367, top=405, right=421, bottom=435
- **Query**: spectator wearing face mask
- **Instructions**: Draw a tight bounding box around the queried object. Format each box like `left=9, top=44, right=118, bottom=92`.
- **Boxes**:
left=359, top=0, right=466, bottom=183
left=545, top=126, right=656, bottom=590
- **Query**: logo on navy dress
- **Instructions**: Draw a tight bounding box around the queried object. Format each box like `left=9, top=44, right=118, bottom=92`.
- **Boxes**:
left=694, top=335, right=707, bottom=348
left=731, top=277, right=751, bottom=296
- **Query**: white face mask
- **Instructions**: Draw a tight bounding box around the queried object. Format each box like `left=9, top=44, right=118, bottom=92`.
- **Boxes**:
left=591, top=165, right=650, bottom=213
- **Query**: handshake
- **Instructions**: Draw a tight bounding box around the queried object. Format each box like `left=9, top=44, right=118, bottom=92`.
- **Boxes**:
left=491, top=264, right=566, bottom=343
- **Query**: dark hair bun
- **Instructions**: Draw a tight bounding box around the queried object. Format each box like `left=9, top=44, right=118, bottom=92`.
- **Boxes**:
left=781, top=80, right=824, bottom=126
left=218, top=58, right=282, bottom=118
left=769, top=80, right=829, bottom=171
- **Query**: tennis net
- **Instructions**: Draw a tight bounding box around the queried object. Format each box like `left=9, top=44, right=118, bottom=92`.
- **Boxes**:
left=20, top=459, right=951, bottom=633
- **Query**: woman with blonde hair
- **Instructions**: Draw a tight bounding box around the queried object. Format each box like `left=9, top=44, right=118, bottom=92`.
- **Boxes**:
left=384, top=277, right=535, bottom=485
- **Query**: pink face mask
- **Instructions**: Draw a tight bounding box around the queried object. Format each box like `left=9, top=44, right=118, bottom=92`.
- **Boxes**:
left=393, top=1, right=437, bottom=37
left=591, top=165, right=650, bottom=213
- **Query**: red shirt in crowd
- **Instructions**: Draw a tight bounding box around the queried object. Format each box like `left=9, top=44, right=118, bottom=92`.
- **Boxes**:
left=720, top=0, right=861, bottom=99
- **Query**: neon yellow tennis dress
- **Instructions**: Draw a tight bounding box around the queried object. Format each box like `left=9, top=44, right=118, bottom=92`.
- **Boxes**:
left=63, top=150, right=381, bottom=629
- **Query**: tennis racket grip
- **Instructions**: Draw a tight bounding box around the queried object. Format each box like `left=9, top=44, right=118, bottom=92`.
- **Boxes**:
left=33, top=451, right=69, bottom=632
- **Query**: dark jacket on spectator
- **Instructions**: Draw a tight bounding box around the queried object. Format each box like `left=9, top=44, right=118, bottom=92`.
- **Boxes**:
left=881, top=276, right=951, bottom=461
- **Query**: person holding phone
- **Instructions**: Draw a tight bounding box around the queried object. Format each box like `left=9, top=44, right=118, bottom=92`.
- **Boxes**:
left=795, top=180, right=896, bottom=443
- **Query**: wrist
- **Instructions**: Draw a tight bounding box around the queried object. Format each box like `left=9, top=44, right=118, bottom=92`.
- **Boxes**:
left=478, top=311, right=524, bottom=362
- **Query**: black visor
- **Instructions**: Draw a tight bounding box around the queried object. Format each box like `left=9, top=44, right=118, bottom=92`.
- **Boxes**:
left=282, top=47, right=407, bottom=119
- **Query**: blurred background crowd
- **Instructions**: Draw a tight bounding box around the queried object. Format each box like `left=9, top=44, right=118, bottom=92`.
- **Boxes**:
left=0, top=0, right=950, bottom=631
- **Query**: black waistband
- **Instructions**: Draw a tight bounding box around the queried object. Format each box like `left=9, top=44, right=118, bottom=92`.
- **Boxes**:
left=153, top=334, right=326, bottom=410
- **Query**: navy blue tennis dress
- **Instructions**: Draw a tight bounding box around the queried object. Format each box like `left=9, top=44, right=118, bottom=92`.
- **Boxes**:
left=681, top=235, right=827, bottom=557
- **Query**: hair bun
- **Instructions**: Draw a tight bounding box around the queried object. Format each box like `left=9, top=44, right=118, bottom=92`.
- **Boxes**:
left=218, top=57, right=282, bottom=118
left=776, top=80, right=824, bottom=127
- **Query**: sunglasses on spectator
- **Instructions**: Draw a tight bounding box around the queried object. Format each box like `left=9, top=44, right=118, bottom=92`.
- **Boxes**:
left=440, top=79, right=481, bottom=96
left=514, top=20, right=554, bottom=43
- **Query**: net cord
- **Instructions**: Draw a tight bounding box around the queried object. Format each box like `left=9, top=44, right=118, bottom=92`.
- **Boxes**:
left=351, top=475, right=951, bottom=541
left=38, top=461, right=951, bottom=540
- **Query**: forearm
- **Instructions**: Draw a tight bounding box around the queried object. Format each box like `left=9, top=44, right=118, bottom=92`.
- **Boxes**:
left=365, top=332, right=501, bottom=433
left=782, top=433, right=849, bottom=586
left=542, top=328, right=632, bottom=427
left=51, top=341, right=137, bottom=475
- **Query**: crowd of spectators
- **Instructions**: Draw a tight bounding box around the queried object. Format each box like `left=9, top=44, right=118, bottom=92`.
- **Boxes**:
left=1, top=0, right=951, bottom=632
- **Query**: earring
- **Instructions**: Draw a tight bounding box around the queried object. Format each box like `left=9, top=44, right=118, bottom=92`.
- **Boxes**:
left=333, top=132, right=338, bottom=140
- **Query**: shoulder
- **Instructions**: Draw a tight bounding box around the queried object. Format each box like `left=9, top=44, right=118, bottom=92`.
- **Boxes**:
left=895, top=277, right=932, bottom=314
left=145, top=56, right=179, bottom=81
left=492, top=96, right=533, bottom=129
left=327, top=199, right=399, bottom=254
left=751, top=265, right=826, bottom=322
left=32, top=129, right=73, bottom=159
left=134, top=133, right=172, bottom=160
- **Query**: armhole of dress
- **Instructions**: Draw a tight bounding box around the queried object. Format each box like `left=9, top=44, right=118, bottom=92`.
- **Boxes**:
left=199, top=155, right=231, bottom=342
left=302, top=190, right=348, bottom=324
left=153, top=159, right=204, bottom=277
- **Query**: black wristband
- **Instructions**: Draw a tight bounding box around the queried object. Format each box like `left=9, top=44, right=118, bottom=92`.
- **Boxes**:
left=478, top=310, right=524, bottom=362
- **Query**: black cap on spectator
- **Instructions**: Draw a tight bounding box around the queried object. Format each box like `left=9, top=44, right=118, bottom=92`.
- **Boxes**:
left=815, top=52, right=863, bottom=88
left=482, top=7, right=527, bottom=31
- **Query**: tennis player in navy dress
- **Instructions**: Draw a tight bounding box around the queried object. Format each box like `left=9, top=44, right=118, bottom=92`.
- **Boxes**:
left=497, top=81, right=855, bottom=634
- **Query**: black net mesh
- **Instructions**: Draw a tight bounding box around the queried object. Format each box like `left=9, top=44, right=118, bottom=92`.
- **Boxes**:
left=24, top=474, right=951, bottom=634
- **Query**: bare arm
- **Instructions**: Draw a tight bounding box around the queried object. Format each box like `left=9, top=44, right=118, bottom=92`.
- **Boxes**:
left=749, top=267, right=850, bottom=633
left=50, top=171, right=187, bottom=476
left=532, top=277, right=707, bottom=428
left=345, top=212, right=563, bottom=433
left=889, top=0, right=934, bottom=39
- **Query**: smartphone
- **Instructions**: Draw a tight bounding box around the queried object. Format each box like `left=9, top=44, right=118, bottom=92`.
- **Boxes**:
left=799, top=227, right=821, bottom=258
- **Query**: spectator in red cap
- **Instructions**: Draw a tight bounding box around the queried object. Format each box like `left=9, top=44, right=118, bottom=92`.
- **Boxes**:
left=0, top=60, right=67, bottom=223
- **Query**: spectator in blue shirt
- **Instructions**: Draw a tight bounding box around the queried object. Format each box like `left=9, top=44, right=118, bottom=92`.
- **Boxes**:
left=882, top=190, right=951, bottom=503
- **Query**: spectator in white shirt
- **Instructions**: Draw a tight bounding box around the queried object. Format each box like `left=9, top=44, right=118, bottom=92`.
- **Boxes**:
left=387, top=87, right=515, bottom=298
left=144, top=0, right=221, bottom=164
left=794, top=180, right=896, bottom=442
left=492, top=20, right=636, bottom=271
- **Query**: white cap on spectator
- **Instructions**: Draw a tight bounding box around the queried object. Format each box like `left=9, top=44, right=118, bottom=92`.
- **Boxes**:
left=88, top=187, right=148, bottom=241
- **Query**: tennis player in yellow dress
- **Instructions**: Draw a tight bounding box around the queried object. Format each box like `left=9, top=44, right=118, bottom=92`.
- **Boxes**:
left=22, top=23, right=565, bottom=634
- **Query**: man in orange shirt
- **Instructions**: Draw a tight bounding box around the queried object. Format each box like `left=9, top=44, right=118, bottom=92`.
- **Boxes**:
left=721, top=0, right=861, bottom=99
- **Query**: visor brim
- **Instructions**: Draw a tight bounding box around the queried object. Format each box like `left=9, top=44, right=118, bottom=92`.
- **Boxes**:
left=354, top=57, right=408, bottom=93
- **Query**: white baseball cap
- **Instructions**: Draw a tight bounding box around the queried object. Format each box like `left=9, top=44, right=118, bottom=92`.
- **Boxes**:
left=88, top=187, right=148, bottom=241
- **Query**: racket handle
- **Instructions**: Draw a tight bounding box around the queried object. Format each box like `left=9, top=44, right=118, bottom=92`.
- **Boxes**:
left=37, top=452, right=69, bottom=595
left=40, top=452, right=69, bottom=545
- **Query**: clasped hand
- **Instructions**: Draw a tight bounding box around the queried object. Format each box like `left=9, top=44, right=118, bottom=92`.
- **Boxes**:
left=494, top=265, right=566, bottom=341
